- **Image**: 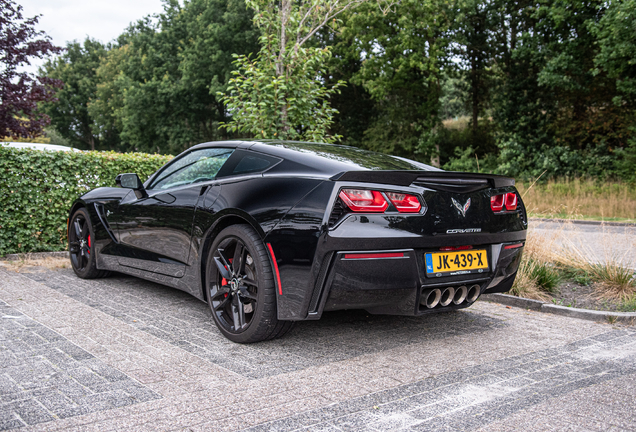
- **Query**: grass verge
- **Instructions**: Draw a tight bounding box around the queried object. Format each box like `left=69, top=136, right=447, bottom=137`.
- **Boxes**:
left=518, top=178, right=636, bottom=221
left=0, top=256, right=69, bottom=273
left=512, top=221, right=636, bottom=308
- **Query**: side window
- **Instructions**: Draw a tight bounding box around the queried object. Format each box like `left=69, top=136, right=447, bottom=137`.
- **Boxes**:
left=216, top=150, right=282, bottom=178
left=148, top=148, right=234, bottom=190
left=233, top=155, right=275, bottom=174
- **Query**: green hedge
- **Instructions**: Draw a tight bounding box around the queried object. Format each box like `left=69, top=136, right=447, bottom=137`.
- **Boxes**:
left=0, top=148, right=172, bottom=256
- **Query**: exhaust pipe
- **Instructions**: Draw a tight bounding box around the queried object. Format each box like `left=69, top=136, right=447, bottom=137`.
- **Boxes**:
left=439, top=287, right=455, bottom=307
left=421, top=289, right=442, bottom=308
left=467, top=284, right=481, bottom=303
left=453, top=285, right=468, bottom=305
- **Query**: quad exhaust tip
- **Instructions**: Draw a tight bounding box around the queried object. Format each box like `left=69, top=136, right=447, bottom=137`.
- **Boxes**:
left=453, top=285, right=468, bottom=305
left=421, top=284, right=481, bottom=309
left=422, top=289, right=441, bottom=308
left=439, top=287, right=455, bottom=307
left=467, top=284, right=480, bottom=303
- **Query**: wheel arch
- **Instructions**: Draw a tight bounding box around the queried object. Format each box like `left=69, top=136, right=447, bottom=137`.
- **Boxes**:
left=198, top=213, right=265, bottom=303
left=68, top=200, right=87, bottom=231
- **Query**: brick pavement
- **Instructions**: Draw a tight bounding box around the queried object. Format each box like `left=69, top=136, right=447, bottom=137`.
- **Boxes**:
left=0, top=267, right=634, bottom=431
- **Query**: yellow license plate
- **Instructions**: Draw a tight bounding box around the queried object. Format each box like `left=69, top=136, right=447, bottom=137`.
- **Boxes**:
left=425, top=250, right=488, bottom=276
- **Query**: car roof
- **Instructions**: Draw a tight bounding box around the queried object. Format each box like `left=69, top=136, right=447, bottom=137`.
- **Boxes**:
left=2, top=142, right=82, bottom=152
left=190, top=139, right=441, bottom=175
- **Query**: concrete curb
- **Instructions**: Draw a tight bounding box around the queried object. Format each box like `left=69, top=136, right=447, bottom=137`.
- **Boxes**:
left=480, top=293, right=636, bottom=325
left=0, top=251, right=69, bottom=261
left=529, top=217, right=636, bottom=227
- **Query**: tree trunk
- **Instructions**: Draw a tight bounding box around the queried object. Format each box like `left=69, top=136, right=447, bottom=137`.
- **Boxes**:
left=471, top=54, right=479, bottom=144
left=278, top=0, right=290, bottom=133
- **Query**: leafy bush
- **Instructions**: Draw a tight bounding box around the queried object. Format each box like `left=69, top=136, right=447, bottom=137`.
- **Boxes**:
left=0, top=147, right=172, bottom=255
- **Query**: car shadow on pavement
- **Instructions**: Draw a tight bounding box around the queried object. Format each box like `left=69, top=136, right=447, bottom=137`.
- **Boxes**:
left=19, top=268, right=505, bottom=379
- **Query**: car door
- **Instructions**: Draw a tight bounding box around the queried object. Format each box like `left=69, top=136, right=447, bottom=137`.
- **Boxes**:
left=113, top=147, right=234, bottom=277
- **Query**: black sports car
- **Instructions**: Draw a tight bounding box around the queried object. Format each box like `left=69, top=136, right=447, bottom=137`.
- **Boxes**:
left=68, top=140, right=527, bottom=343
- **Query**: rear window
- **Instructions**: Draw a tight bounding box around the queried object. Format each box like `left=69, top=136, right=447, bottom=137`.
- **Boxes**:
left=270, top=142, right=441, bottom=171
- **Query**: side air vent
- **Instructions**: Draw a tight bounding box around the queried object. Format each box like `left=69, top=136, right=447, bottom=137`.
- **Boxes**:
left=516, top=193, right=527, bottom=224
left=412, top=177, right=490, bottom=193
left=308, top=252, right=335, bottom=313
left=328, top=198, right=347, bottom=227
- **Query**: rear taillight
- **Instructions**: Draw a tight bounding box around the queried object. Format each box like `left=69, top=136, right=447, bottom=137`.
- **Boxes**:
left=505, top=192, right=517, bottom=211
left=339, top=189, right=388, bottom=212
left=386, top=192, right=422, bottom=213
left=338, top=189, right=422, bottom=213
left=490, top=194, right=504, bottom=212
left=491, top=192, right=518, bottom=213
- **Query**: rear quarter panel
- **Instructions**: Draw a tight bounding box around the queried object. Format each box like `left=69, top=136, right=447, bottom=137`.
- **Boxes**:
left=192, top=175, right=328, bottom=302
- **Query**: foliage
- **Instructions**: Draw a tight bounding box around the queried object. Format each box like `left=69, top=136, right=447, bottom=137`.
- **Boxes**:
left=0, top=147, right=171, bottom=255
left=438, top=0, right=636, bottom=181
left=449, top=0, right=497, bottom=142
left=593, top=0, right=636, bottom=104
left=0, top=0, right=62, bottom=139
left=439, top=76, right=470, bottom=121
left=614, top=130, right=636, bottom=183
left=42, top=0, right=258, bottom=154
left=34, top=0, right=636, bottom=179
left=40, top=39, right=111, bottom=150
left=221, top=48, right=342, bottom=142
left=338, top=0, right=453, bottom=161
left=218, top=0, right=369, bottom=142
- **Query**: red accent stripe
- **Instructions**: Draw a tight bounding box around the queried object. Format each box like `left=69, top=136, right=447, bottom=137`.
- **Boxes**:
left=267, top=243, right=283, bottom=295
left=344, top=252, right=405, bottom=260
left=504, top=243, right=524, bottom=250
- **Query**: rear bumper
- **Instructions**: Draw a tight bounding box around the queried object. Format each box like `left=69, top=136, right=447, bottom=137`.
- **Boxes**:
left=307, top=241, right=524, bottom=319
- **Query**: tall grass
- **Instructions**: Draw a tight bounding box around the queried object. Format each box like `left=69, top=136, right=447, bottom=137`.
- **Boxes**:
left=515, top=222, right=636, bottom=302
left=554, top=224, right=636, bottom=301
left=511, top=234, right=562, bottom=300
left=517, top=178, right=636, bottom=221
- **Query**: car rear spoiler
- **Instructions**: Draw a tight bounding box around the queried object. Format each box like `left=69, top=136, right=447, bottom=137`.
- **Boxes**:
left=331, top=171, right=514, bottom=193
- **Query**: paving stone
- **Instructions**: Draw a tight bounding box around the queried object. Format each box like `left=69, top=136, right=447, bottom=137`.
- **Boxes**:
left=0, top=299, right=160, bottom=429
left=5, top=399, right=55, bottom=425
left=1, top=266, right=635, bottom=431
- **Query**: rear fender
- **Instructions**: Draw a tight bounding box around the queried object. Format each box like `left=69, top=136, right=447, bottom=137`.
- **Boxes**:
left=263, top=181, right=336, bottom=320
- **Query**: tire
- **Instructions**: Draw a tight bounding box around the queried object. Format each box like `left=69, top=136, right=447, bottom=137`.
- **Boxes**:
left=68, top=207, right=110, bottom=279
left=205, top=225, right=292, bottom=343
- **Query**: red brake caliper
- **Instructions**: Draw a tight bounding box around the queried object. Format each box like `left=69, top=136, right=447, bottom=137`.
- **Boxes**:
left=222, top=258, right=233, bottom=297
left=87, top=235, right=91, bottom=254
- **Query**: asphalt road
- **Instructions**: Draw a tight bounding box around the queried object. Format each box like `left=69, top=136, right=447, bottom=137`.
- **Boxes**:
left=530, top=220, right=636, bottom=268
left=1, top=263, right=635, bottom=431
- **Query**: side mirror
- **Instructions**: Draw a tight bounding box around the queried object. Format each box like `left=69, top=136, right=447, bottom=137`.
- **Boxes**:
left=115, top=173, right=147, bottom=199
left=115, top=173, right=144, bottom=190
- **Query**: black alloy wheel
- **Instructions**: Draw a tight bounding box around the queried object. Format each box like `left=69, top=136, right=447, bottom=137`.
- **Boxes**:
left=206, top=225, right=293, bottom=343
left=68, top=207, right=109, bottom=279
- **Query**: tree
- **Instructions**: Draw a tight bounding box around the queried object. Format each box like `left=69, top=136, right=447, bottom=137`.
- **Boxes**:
left=451, top=0, right=497, bottom=143
left=593, top=0, right=636, bottom=182
left=219, top=0, right=394, bottom=142
left=593, top=0, right=636, bottom=104
left=336, top=0, right=453, bottom=160
left=0, top=0, right=61, bottom=139
left=86, top=0, right=258, bottom=154
left=40, top=39, right=111, bottom=150
left=485, top=0, right=631, bottom=179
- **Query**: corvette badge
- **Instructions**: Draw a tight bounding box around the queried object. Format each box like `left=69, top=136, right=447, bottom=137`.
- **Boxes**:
left=452, top=197, right=471, bottom=217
